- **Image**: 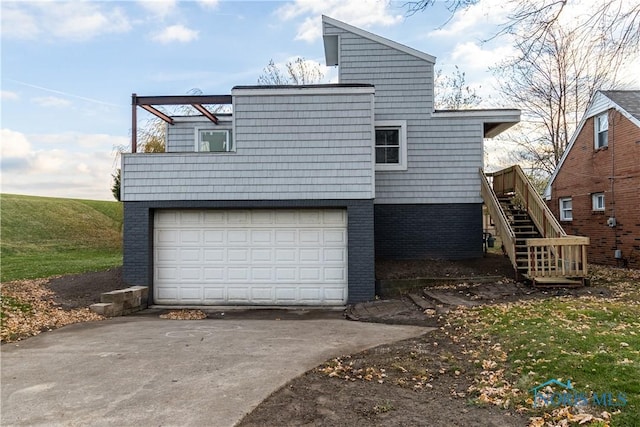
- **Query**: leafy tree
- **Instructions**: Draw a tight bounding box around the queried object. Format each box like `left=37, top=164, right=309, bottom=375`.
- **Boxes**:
left=258, top=57, right=324, bottom=85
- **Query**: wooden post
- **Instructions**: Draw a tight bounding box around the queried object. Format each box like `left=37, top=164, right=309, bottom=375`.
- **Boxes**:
left=132, top=93, right=137, bottom=153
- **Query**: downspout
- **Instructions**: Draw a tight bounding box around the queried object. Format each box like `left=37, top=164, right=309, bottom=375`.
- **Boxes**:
left=609, top=110, right=618, bottom=262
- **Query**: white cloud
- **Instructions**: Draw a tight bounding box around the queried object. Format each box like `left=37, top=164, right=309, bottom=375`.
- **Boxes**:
left=428, top=0, right=512, bottom=38
left=275, top=0, right=403, bottom=42
left=33, top=96, right=72, bottom=108
left=449, top=41, right=516, bottom=71
left=198, top=0, right=220, bottom=10
left=137, top=0, right=177, bottom=19
left=151, top=24, right=199, bottom=44
left=0, top=2, right=131, bottom=41
left=1, top=129, right=32, bottom=159
left=1, top=91, right=19, bottom=100
left=0, top=129, right=127, bottom=201
left=1, top=6, right=40, bottom=39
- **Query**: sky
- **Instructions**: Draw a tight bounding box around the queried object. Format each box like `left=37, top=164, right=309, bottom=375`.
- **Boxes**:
left=1, top=0, right=638, bottom=201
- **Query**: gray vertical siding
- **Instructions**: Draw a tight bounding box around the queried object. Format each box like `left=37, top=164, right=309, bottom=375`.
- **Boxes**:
left=323, top=21, right=484, bottom=205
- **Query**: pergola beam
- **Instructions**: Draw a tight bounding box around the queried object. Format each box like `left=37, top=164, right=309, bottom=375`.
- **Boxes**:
left=191, top=104, right=219, bottom=124
left=131, top=93, right=233, bottom=153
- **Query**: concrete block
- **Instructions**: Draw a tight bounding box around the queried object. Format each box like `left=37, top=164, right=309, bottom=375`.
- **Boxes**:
left=101, top=291, right=125, bottom=304
left=90, top=303, right=115, bottom=317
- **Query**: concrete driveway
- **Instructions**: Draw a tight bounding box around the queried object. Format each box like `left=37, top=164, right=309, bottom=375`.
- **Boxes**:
left=1, top=311, right=428, bottom=427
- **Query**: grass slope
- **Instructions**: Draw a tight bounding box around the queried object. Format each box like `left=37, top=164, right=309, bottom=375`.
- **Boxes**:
left=0, top=194, right=123, bottom=281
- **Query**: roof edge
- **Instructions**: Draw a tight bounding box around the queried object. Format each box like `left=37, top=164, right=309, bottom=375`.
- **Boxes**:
left=322, top=15, right=436, bottom=64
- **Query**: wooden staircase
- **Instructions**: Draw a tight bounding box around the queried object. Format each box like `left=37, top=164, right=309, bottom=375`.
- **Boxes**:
left=481, top=166, right=589, bottom=287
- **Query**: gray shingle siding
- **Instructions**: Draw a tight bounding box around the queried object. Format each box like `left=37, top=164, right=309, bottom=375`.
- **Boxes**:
left=323, top=22, right=484, bottom=205
left=122, top=88, right=375, bottom=202
left=374, top=204, right=483, bottom=260
left=123, top=199, right=375, bottom=304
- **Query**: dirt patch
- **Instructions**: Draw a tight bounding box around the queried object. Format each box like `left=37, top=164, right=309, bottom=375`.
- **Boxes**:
left=376, top=253, right=515, bottom=280
left=239, top=327, right=530, bottom=427
left=46, top=267, right=126, bottom=309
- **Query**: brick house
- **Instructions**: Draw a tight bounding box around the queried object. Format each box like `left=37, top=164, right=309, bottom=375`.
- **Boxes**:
left=544, top=90, right=640, bottom=268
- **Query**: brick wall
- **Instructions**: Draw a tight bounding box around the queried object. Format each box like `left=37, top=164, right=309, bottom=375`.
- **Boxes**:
left=374, top=203, right=483, bottom=260
left=123, top=199, right=375, bottom=304
left=548, top=109, right=640, bottom=268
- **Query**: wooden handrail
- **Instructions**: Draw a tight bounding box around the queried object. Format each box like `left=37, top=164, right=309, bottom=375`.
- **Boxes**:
left=480, top=169, right=517, bottom=270
left=491, top=165, right=566, bottom=239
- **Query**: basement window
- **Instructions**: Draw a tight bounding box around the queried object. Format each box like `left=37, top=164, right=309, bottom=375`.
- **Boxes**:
left=559, top=197, right=573, bottom=221
left=196, top=128, right=233, bottom=152
left=592, top=193, right=605, bottom=211
left=595, top=113, right=608, bottom=149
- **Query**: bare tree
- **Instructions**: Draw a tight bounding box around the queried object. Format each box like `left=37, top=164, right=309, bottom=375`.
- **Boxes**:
left=493, top=22, right=623, bottom=176
left=258, top=57, right=324, bottom=85
left=434, top=65, right=482, bottom=109
left=406, top=0, right=640, bottom=57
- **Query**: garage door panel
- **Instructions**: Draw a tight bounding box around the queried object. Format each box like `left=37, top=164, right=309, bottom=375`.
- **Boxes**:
left=227, top=287, right=249, bottom=301
left=204, top=230, right=224, bottom=244
left=251, top=248, right=273, bottom=262
left=154, top=209, right=348, bottom=305
left=251, top=230, right=272, bottom=244
left=324, top=248, right=346, bottom=262
left=228, top=268, right=249, bottom=280
left=228, top=249, right=249, bottom=262
left=179, top=286, right=202, bottom=301
left=204, top=268, right=224, bottom=280
left=299, top=230, right=321, bottom=244
left=275, top=248, right=296, bottom=263
left=300, top=268, right=321, bottom=281
left=204, top=287, right=225, bottom=301
left=275, top=267, right=296, bottom=281
left=179, top=268, right=201, bottom=280
left=275, top=287, right=297, bottom=301
left=204, top=249, right=224, bottom=262
left=325, top=267, right=346, bottom=281
left=300, top=248, right=320, bottom=262
left=179, top=230, right=201, bottom=244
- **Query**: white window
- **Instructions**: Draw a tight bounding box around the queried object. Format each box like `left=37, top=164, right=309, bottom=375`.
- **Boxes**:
left=595, top=113, right=608, bottom=149
left=592, top=193, right=605, bottom=211
left=559, top=197, right=573, bottom=221
left=375, top=120, right=407, bottom=171
left=196, top=128, right=233, bottom=152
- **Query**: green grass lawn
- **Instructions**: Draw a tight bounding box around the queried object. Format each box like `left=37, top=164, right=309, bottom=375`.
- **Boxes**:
left=0, top=194, right=123, bottom=282
left=458, top=268, right=640, bottom=426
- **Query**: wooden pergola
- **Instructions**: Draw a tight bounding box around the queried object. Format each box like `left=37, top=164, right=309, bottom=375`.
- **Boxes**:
left=131, top=94, right=232, bottom=153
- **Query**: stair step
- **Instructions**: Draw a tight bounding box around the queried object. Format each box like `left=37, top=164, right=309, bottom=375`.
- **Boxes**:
left=528, top=276, right=584, bottom=288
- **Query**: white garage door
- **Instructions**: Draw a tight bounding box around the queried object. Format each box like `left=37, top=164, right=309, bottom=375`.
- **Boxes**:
left=154, top=209, right=348, bottom=305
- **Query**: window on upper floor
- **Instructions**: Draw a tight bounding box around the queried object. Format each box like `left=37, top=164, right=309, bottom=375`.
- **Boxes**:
left=595, top=113, right=608, bottom=149
left=196, top=128, right=233, bottom=152
left=592, top=192, right=605, bottom=211
left=559, top=197, right=573, bottom=221
left=375, top=120, right=407, bottom=171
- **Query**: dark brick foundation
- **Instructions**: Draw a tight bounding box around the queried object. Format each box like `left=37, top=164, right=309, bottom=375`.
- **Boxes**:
left=374, top=203, right=483, bottom=260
